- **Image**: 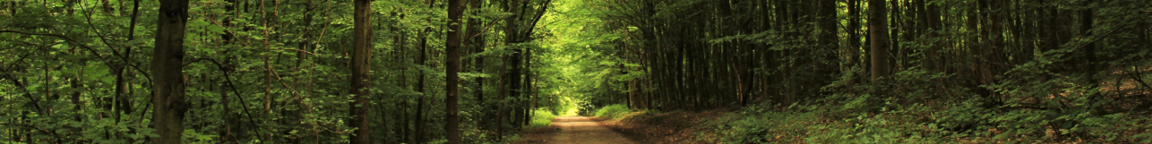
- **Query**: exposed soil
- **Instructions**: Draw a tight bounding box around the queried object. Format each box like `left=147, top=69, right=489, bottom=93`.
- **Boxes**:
left=514, top=116, right=639, bottom=144
left=603, top=110, right=728, bottom=144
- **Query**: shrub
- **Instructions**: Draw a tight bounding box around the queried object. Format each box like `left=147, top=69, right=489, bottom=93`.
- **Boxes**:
left=526, top=108, right=558, bottom=129
left=594, top=104, right=631, bottom=120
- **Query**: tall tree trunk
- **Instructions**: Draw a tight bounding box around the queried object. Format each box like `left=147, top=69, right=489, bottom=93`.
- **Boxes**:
left=218, top=0, right=236, bottom=141
left=445, top=0, right=465, bottom=142
left=414, top=0, right=434, bottom=143
left=114, top=0, right=142, bottom=140
left=869, top=0, right=890, bottom=81
left=465, top=0, right=488, bottom=131
left=522, top=46, right=532, bottom=126
left=393, top=10, right=409, bottom=143
left=414, top=24, right=433, bottom=144
left=926, top=0, right=942, bottom=73
left=152, top=0, right=191, bottom=143
left=498, top=0, right=521, bottom=139
left=1080, top=4, right=1098, bottom=103
left=888, top=0, right=902, bottom=71
left=348, top=0, right=372, bottom=142
left=818, top=0, right=838, bottom=99
left=848, top=0, right=861, bottom=74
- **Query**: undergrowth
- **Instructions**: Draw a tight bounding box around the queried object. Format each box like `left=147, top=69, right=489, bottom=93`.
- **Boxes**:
left=594, top=104, right=633, bottom=120
left=702, top=67, right=1152, bottom=143
left=525, top=108, right=558, bottom=130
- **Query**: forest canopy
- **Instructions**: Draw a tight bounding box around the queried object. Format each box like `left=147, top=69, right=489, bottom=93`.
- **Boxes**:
left=2, top=0, right=1152, bottom=143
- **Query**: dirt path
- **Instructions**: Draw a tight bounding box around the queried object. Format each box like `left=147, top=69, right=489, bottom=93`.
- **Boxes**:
left=545, top=116, right=638, bottom=144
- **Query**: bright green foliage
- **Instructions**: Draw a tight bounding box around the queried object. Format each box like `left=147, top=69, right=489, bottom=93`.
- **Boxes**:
left=3, top=0, right=1152, bottom=142
left=593, top=104, right=631, bottom=120
left=1, top=0, right=566, bottom=142
left=557, top=0, right=1152, bottom=142
left=526, top=108, right=558, bottom=130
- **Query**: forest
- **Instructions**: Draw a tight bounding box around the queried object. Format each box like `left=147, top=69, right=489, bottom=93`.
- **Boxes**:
left=1, top=0, right=1151, bottom=143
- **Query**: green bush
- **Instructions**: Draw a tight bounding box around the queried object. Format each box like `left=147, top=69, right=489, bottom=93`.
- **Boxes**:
left=526, top=108, right=558, bottom=129
left=593, top=104, right=631, bottom=120
left=711, top=103, right=948, bottom=143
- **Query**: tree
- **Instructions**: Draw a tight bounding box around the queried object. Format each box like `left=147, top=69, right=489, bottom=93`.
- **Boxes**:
left=348, top=0, right=372, bottom=142
left=868, top=0, right=890, bottom=81
left=445, top=0, right=465, bottom=143
left=152, top=0, right=192, bottom=143
left=466, top=0, right=489, bottom=131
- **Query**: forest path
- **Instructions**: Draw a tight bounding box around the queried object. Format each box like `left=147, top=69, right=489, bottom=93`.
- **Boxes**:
left=545, top=116, right=638, bottom=144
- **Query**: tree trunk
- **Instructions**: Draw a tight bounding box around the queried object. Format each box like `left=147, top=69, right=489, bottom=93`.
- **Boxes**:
left=869, top=0, right=890, bottom=81
left=522, top=46, right=533, bottom=126
left=848, top=0, right=861, bottom=74
left=348, top=0, right=372, bottom=142
left=1080, top=4, right=1098, bottom=103
left=445, top=0, right=465, bottom=142
left=819, top=0, right=838, bottom=94
left=152, top=0, right=191, bottom=143
left=413, top=20, right=429, bottom=144
left=499, top=0, right=521, bottom=139
left=466, top=0, right=488, bottom=131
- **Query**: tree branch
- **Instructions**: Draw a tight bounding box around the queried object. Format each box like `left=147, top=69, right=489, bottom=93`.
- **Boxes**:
left=0, top=30, right=153, bottom=83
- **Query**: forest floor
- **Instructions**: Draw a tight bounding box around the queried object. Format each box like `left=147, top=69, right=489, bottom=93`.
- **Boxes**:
left=513, top=116, right=639, bottom=144
left=603, top=110, right=727, bottom=144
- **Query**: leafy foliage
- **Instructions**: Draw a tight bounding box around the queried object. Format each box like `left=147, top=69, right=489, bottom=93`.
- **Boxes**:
left=593, top=104, right=631, bottom=120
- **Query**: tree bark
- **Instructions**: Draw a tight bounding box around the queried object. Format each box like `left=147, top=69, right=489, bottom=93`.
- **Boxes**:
left=848, top=0, right=861, bottom=73
left=869, top=0, right=890, bottom=81
left=152, top=0, right=191, bottom=143
left=445, top=0, right=465, bottom=142
left=348, top=0, right=372, bottom=142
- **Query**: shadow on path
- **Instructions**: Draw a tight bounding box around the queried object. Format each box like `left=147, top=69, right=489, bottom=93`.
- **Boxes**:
left=545, top=116, right=638, bottom=144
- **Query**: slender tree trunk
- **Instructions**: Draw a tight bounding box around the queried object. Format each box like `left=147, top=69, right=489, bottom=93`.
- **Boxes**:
left=413, top=19, right=428, bottom=144
left=465, top=0, right=488, bottom=131
left=394, top=10, right=410, bottom=143
left=445, top=0, right=465, bottom=142
left=498, top=0, right=521, bottom=139
left=1080, top=4, right=1098, bottom=103
left=522, top=46, right=532, bottom=126
left=848, top=0, right=861, bottom=74
left=888, top=0, right=902, bottom=71
left=413, top=1, right=434, bottom=143
left=152, top=0, right=191, bottom=143
left=218, top=0, right=236, bottom=141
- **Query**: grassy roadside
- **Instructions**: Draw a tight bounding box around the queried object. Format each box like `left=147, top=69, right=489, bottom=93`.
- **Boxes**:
left=508, top=108, right=574, bottom=144
left=591, top=101, right=1152, bottom=143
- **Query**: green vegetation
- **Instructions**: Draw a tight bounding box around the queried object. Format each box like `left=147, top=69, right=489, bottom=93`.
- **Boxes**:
left=553, top=0, right=1152, bottom=143
left=707, top=100, right=1152, bottom=143
left=592, top=104, right=635, bottom=120
left=526, top=108, right=559, bottom=130
left=2, top=0, right=567, bottom=143
left=3, top=0, right=1152, bottom=143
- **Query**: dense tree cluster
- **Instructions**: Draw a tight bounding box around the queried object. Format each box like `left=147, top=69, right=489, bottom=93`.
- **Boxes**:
left=573, top=0, right=1152, bottom=142
left=1, top=0, right=558, bottom=143
left=2, top=0, right=1152, bottom=143
left=579, top=0, right=1151, bottom=112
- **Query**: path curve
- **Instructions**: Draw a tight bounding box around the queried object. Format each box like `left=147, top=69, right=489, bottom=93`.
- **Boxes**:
left=546, top=116, right=638, bottom=144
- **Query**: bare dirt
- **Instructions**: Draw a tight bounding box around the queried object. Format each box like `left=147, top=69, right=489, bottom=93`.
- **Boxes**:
left=604, top=110, right=728, bottom=144
left=516, top=116, right=639, bottom=144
